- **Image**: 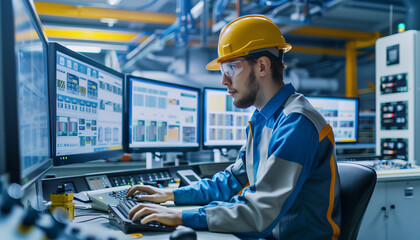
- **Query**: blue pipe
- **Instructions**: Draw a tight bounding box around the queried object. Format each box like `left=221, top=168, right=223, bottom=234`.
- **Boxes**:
left=401, top=0, right=420, bottom=30
left=264, top=0, right=290, bottom=7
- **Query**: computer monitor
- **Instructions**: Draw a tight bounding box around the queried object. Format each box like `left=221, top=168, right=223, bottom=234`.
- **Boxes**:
left=306, top=96, right=359, bottom=143
left=1, top=0, right=52, bottom=188
left=49, top=42, right=125, bottom=165
left=127, top=76, right=200, bottom=152
left=203, top=88, right=255, bottom=148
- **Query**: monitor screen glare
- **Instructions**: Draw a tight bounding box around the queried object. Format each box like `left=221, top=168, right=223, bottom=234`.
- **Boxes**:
left=307, top=97, right=358, bottom=143
left=129, top=77, right=200, bottom=150
left=55, top=51, right=123, bottom=156
left=13, top=0, right=51, bottom=186
left=204, top=88, right=255, bottom=147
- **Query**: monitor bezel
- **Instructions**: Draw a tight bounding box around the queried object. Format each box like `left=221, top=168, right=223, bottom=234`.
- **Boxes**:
left=4, top=0, right=53, bottom=189
left=202, top=87, right=253, bottom=150
left=48, top=42, right=125, bottom=166
left=126, top=75, right=201, bottom=153
left=306, top=95, right=359, bottom=144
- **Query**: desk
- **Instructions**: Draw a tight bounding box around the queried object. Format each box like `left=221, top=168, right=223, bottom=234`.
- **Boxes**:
left=74, top=202, right=239, bottom=240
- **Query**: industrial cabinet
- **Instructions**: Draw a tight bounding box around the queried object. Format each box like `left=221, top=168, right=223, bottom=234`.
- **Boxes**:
left=357, top=176, right=420, bottom=240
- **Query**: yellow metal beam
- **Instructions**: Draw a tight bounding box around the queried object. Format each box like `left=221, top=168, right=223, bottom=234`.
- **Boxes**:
left=290, top=26, right=380, bottom=40
left=34, top=2, right=176, bottom=25
left=43, top=27, right=375, bottom=60
left=291, top=46, right=346, bottom=56
left=45, top=27, right=349, bottom=55
left=354, top=32, right=381, bottom=49
left=345, top=41, right=358, bottom=97
left=358, top=88, right=374, bottom=94
left=44, top=28, right=349, bottom=55
left=44, top=27, right=147, bottom=43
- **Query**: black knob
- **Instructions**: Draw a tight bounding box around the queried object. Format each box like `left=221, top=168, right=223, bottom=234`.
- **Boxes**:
left=170, top=227, right=197, bottom=240
left=21, top=208, right=39, bottom=227
left=37, top=213, right=66, bottom=239
left=390, top=205, right=395, bottom=209
left=71, top=227, right=81, bottom=235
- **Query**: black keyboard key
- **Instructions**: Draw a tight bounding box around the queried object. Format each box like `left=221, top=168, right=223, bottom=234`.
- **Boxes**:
left=116, top=204, right=129, bottom=219
left=126, top=200, right=136, bottom=208
left=108, top=205, right=176, bottom=233
left=119, top=202, right=131, bottom=216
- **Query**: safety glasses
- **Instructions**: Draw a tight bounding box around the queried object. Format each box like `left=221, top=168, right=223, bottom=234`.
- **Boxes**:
left=220, top=59, right=247, bottom=79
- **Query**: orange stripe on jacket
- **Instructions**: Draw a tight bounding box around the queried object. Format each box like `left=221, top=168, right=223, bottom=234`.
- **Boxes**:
left=319, top=124, right=340, bottom=239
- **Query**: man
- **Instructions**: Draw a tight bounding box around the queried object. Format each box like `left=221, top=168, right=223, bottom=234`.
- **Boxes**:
left=126, top=15, right=341, bottom=239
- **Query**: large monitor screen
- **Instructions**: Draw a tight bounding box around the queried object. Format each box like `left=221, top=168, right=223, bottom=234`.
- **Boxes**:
left=49, top=43, right=124, bottom=165
left=203, top=88, right=255, bottom=148
left=128, top=76, right=200, bottom=152
left=307, top=97, right=358, bottom=143
left=7, top=0, right=52, bottom=188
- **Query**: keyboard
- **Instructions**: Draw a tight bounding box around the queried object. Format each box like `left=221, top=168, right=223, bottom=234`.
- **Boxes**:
left=108, top=200, right=176, bottom=233
left=87, top=185, right=132, bottom=211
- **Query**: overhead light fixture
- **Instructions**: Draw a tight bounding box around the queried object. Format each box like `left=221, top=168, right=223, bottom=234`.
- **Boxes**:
left=100, top=18, right=118, bottom=27
left=107, top=0, right=122, bottom=6
left=67, top=45, right=102, bottom=53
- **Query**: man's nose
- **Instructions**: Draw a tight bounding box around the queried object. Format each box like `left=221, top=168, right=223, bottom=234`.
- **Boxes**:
left=221, top=74, right=231, bottom=86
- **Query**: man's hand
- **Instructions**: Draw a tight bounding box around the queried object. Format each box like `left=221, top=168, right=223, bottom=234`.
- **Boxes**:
left=129, top=203, right=183, bottom=227
left=125, top=185, right=174, bottom=203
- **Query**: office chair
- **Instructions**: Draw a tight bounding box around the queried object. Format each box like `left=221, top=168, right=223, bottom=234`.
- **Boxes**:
left=337, top=162, right=376, bottom=240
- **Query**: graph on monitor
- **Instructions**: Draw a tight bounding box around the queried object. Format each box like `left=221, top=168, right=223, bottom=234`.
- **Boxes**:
left=307, top=96, right=359, bottom=143
left=128, top=76, right=200, bottom=152
left=203, top=88, right=255, bottom=148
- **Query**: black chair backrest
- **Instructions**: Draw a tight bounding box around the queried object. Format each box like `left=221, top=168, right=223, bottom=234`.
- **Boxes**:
left=337, top=162, right=377, bottom=240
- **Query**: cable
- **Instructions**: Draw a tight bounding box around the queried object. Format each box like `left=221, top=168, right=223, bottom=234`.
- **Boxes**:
left=73, top=216, right=109, bottom=223
left=75, top=213, right=106, bottom=218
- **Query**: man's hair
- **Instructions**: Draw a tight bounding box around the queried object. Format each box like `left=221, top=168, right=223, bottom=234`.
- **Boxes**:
left=246, top=51, right=286, bottom=83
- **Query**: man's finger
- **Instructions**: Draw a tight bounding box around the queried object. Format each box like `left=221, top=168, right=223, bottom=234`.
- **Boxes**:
left=140, top=213, right=158, bottom=224
left=126, top=185, right=149, bottom=197
left=136, top=194, right=157, bottom=202
left=131, top=206, right=156, bottom=222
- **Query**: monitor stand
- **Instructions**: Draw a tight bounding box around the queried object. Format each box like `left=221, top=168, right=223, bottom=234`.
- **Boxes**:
left=213, top=148, right=229, bottom=162
left=21, top=178, right=45, bottom=210
left=146, top=152, right=163, bottom=169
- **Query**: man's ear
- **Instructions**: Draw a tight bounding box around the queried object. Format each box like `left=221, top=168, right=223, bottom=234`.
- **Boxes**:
left=257, top=56, right=271, bottom=77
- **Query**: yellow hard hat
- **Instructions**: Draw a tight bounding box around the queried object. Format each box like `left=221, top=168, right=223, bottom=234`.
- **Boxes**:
left=206, top=15, right=292, bottom=71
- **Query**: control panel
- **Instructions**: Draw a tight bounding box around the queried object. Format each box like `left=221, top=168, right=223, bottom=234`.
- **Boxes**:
left=107, top=171, right=172, bottom=187
left=380, top=101, right=408, bottom=130
left=357, top=159, right=416, bottom=173
left=379, top=73, right=408, bottom=94
left=381, top=138, right=408, bottom=160
left=376, top=30, right=420, bottom=163
left=42, top=161, right=234, bottom=201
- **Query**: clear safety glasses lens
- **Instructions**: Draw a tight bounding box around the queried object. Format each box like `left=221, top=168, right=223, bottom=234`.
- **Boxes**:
left=220, top=59, right=245, bottom=79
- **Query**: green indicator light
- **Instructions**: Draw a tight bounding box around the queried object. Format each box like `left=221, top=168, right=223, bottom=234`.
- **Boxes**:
left=398, top=23, right=406, bottom=32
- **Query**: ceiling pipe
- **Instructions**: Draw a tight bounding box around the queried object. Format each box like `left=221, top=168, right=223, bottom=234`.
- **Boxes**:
left=401, top=0, right=420, bottom=30
left=120, top=0, right=200, bottom=71
left=236, top=0, right=242, bottom=17
left=200, top=0, right=208, bottom=47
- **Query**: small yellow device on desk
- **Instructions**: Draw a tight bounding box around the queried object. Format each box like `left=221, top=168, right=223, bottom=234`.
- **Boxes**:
left=50, top=184, right=75, bottom=220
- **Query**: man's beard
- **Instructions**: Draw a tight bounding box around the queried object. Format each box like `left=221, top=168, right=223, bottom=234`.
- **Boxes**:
left=233, top=68, right=259, bottom=108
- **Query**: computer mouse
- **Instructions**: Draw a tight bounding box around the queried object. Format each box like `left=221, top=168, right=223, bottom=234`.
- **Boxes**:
left=169, top=227, right=197, bottom=240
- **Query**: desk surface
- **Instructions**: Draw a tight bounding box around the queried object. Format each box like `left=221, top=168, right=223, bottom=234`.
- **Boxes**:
left=74, top=203, right=239, bottom=240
